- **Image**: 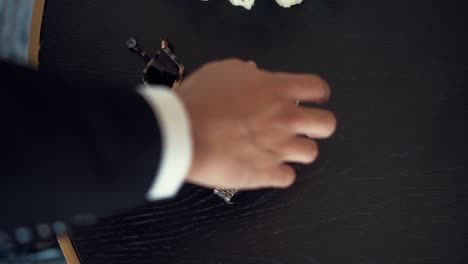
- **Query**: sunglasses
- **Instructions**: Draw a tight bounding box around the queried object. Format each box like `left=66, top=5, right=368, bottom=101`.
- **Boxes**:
left=126, top=37, right=184, bottom=90
left=127, top=37, right=239, bottom=203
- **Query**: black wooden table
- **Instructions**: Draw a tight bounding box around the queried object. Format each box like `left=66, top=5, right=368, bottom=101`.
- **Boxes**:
left=39, top=0, right=468, bottom=263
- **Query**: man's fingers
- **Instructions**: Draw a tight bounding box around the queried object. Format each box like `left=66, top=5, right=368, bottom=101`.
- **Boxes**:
left=276, top=73, right=331, bottom=103
left=287, top=107, right=337, bottom=138
left=279, top=137, right=318, bottom=164
left=265, top=164, right=296, bottom=188
left=221, top=58, right=257, bottom=68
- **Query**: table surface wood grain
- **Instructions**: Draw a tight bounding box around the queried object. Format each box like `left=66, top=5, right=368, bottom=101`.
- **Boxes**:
left=39, top=0, right=468, bottom=263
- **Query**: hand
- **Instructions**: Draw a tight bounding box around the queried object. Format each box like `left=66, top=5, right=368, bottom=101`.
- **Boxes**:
left=176, top=59, right=336, bottom=190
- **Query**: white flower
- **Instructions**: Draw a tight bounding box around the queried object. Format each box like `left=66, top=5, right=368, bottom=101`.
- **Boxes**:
left=275, top=0, right=303, bottom=8
left=203, top=0, right=304, bottom=10
left=229, top=0, right=255, bottom=10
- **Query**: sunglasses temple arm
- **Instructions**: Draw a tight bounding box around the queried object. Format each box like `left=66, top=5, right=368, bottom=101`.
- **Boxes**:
left=126, top=38, right=152, bottom=62
left=130, top=46, right=152, bottom=62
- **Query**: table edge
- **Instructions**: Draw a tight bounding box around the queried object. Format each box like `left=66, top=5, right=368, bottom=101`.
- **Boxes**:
left=57, top=233, right=81, bottom=264
left=28, top=0, right=45, bottom=68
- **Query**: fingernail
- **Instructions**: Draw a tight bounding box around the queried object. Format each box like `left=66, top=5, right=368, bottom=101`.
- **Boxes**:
left=247, top=60, right=257, bottom=67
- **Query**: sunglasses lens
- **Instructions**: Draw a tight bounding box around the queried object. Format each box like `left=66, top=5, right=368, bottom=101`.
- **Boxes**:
left=144, top=64, right=177, bottom=87
left=143, top=52, right=180, bottom=87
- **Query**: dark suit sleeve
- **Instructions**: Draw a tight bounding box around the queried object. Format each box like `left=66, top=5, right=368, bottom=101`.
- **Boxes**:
left=0, top=61, right=162, bottom=232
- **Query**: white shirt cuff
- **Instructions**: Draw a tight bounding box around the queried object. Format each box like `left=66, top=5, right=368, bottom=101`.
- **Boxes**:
left=137, top=85, right=192, bottom=201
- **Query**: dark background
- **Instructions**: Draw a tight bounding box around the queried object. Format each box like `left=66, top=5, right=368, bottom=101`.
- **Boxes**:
left=39, top=0, right=468, bottom=263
